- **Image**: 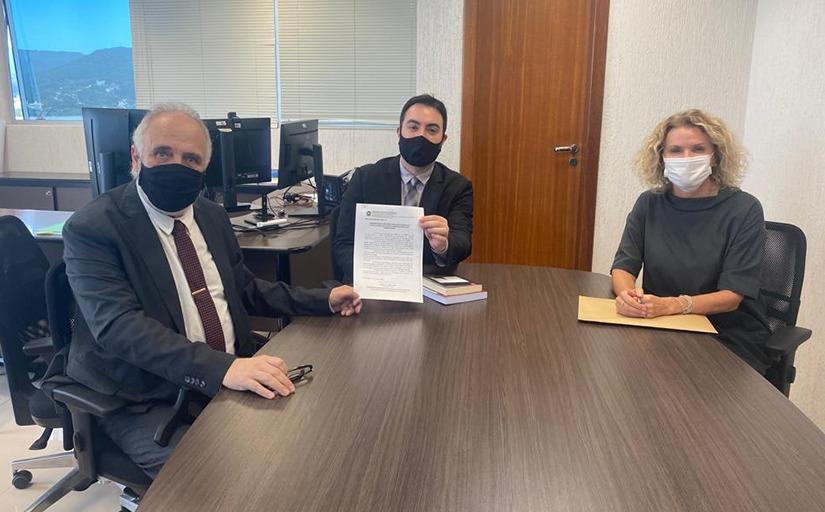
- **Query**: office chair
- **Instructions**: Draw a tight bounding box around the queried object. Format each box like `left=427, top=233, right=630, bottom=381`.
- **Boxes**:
left=328, top=206, right=345, bottom=284
left=28, top=261, right=152, bottom=512
left=0, top=216, right=75, bottom=493
left=760, top=221, right=811, bottom=396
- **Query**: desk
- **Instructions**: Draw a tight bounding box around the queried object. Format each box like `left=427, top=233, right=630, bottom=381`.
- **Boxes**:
left=0, top=172, right=91, bottom=211
left=0, top=208, right=329, bottom=284
left=140, top=264, right=825, bottom=511
left=0, top=208, right=74, bottom=263
left=0, top=208, right=72, bottom=243
left=233, top=217, right=330, bottom=284
left=0, top=172, right=90, bottom=188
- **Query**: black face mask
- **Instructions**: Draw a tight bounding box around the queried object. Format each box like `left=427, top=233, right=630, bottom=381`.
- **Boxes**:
left=399, top=135, right=443, bottom=167
left=138, top=162, right=205, bottom=212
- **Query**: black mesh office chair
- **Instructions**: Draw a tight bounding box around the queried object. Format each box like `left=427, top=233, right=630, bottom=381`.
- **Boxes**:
left=329, top=206, right=346, bottom=283
left=760, top=221, right=811, bottom=396
left=0, top=216, right=75, bottom=493
left=29, top=261, right=152, bottom=512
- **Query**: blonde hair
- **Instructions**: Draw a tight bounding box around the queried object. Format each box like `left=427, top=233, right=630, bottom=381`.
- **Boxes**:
left=635, top=109, right=747, bottom=191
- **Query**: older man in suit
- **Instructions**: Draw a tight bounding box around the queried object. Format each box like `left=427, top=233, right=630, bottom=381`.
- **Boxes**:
left=62, top=103, right=361, bottom=478
left=333, top=94, right=473, bottom=284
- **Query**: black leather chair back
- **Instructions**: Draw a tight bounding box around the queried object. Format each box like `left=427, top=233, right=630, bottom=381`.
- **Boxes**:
left=329, top=205, right=345, bottom=282
left=45, top=261, right=75, bottom=354
left=0, top=215, right=51, bottom=425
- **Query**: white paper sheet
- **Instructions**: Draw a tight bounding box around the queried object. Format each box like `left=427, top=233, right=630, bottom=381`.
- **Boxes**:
left=353, top=203, right=424, bottom=303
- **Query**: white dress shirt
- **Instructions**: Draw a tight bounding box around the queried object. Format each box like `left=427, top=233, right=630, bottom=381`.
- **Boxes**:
left=137, top=185, right=237, bottom=354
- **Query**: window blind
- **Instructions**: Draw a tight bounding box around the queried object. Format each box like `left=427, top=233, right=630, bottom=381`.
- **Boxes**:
left=277, top=0, right=417, bottom=125
left=131, top=0, right=277, bottom=120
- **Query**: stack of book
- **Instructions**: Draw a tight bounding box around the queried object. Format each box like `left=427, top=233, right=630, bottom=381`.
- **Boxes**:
left=423, top=275, right=488, bottom=305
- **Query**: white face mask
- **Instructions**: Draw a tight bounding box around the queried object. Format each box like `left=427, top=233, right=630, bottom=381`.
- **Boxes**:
left=663, top=154, right=712, bottom=193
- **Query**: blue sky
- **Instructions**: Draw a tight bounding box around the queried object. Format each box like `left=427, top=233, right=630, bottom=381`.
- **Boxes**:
left=7, top=0, right=131, bottom=54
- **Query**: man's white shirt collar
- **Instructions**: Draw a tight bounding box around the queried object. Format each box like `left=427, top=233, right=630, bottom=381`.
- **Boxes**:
left=399, top=159, right=434, bottom=186
left=136, top=182, right=196, bottom=235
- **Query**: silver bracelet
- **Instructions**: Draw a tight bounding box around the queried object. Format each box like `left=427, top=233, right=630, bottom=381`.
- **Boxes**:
left=677, top=294, right=694, bottom=314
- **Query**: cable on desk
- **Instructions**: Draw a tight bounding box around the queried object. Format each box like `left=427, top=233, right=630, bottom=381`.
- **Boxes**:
left=231, top=218, right=324, bottom=237
left=231, top=224, right=266, bottom=235
left=277, top=217, right=328, bottom=232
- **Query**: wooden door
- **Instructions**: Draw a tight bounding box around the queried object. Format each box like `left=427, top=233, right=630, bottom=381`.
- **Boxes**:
left=461, top=0, right=609, bottom=270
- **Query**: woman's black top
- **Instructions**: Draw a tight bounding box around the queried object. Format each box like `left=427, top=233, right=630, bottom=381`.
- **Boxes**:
left=612, top=187, right=772, bottom=372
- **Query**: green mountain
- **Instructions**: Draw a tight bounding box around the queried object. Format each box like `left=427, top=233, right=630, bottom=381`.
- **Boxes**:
left=22, top=49, right=84, bottom=74
left=19, top=47, right=135, bottom=118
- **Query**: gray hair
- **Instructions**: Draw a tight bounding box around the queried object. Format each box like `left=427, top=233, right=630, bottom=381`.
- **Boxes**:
left=131, top=102, right=212, bottom=171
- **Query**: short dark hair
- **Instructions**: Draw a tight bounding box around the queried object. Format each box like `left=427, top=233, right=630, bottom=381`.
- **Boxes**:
left=399, top=94, right=448, bottom=133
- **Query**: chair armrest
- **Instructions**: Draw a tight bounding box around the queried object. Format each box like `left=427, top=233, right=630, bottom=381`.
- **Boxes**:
left=52, top=384, right=128, bottom=418
left=249, top=331, right=270, bottom=351
left=154, top=388, right=194, bottom=447
left=765, top=325, right=812, bottom=354
left=22, top=336, right=55, bottom=357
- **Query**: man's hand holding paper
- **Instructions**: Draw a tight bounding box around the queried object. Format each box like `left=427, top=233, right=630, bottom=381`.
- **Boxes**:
left=419, top=215, right=449, bottom=254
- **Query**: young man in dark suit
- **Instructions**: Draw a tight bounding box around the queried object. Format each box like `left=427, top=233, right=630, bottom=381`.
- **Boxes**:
left=62, top=103, right=362, bottom=478
left=333, top=94, right=473, bottom=284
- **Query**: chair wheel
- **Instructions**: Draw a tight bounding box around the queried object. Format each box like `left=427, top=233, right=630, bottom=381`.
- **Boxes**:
left=12, top=469, right=33, bottom=489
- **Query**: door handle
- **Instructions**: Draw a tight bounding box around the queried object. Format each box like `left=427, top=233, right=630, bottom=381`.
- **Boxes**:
left=553, top=144, right=579, bottom=154
left=554, top=144, right=580, bottom=167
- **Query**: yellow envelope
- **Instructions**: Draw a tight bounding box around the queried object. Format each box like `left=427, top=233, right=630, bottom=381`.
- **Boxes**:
left=577, top=296, right=718, bottom=334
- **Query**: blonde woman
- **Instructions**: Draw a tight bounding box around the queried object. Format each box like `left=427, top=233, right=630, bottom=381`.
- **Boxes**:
left=611, top=109, right=772, bottom=373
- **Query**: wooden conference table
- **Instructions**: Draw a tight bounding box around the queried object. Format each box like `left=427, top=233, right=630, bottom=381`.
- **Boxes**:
left=0, top=208, right=329, bottom=283
left=141, top=264, right=825, bottom=511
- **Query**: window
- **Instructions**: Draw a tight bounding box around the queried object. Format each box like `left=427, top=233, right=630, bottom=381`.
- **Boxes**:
left=4, top=0, right=134, bottom=120
left=4, top=0, right=417, bottom=126
left=130, top=0, right=277, bottom=121
left=277, top=0, right=417, bottom=126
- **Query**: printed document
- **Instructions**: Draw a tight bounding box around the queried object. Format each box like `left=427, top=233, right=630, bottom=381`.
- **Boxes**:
left=353, top=203, right=424, bottom=302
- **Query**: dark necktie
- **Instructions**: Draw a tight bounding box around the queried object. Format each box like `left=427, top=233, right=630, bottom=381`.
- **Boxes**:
left=171, top=220, right=226, bottom=352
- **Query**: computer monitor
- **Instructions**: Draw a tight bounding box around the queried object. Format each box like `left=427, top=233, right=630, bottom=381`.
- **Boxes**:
left=277, top=120, right=320, bottom=190
left=203, top=114, right=271, bottom=212
left=82, top=107, right=148, bottom=197
left=203, top=115, right=271, bottom=188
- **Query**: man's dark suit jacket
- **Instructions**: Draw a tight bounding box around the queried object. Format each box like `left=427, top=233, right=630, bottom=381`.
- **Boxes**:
left=333, top=156, right=473, bottom=283
left=62, top=181, right=331, bottom=405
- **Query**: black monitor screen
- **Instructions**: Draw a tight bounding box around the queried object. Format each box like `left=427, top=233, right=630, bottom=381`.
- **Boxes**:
left=204, top=117, right=271, bottom=188
left=233, top=127, right=271, bottom=180
left=278, top=120, right=319, bottom=190
left=82, top=107, right=148, bottom=197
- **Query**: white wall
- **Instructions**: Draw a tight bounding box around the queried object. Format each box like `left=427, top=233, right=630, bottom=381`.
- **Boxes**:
left=415, top=0, right=463, bottom=170
left=741, top=0, right=825, bottom=426
left=594, top=0, right=825, bottom=428
left=0, top=3, right=16, bottom=171
left=3, top=123, right=88, bottom=173
left=592, top=0, right=758, bottom=275
left=0, top=1, right=463, bottom=175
